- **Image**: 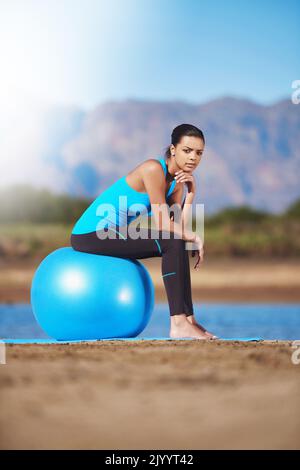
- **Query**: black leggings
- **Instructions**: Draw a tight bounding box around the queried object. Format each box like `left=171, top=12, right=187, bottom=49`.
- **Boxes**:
left=70, top=226, right=194, bottom=317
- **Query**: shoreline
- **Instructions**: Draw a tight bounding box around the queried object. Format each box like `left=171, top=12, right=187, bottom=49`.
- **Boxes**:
left=1, top=257, right=300, bottom=303
left=2, top=287, right=300, bottom=304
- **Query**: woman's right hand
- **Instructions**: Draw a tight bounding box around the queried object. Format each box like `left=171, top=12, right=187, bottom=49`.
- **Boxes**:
left=183, top=231, right=204, bottom=270
left=191, top=235, right=204, bottom=270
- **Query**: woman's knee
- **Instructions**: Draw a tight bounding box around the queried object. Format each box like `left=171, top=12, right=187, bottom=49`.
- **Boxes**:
left=70, top=234, right=85, bottom=252
left=70, top=234, right=76, bottom=249
left=160, top=236, right=186, bottom=253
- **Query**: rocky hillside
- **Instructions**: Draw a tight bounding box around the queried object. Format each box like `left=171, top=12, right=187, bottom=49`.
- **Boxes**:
left=7, top=97, right=300, bottom=214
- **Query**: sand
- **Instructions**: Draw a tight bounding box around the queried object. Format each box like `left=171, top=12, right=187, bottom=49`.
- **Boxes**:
left=0, top=339, right=299, bottom=450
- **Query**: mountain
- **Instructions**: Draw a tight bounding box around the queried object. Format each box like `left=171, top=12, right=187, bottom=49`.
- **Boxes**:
left=4, top=97, right=300, bottom=214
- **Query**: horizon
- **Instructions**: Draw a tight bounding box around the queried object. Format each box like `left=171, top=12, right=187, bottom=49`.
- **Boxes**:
left=75, top=94, right=293, bottom=114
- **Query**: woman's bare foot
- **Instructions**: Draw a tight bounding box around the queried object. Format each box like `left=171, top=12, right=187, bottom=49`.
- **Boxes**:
left=169, top=314, right=212, bottom=340
left=186, top=314, right=219, bottom=339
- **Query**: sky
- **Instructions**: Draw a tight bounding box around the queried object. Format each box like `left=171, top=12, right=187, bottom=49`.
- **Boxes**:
left=0, top=0, right=299, bottom=112
left=0, top=0, right=299, bottom=189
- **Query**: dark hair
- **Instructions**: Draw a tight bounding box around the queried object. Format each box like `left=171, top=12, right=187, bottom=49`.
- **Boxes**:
left=164, top=123, right=205, bottom=159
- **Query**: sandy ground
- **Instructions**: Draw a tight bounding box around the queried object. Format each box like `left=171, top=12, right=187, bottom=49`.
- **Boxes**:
left=1, top=257, right=300, bottom=303
left=0, top=339, right=299, bottom=450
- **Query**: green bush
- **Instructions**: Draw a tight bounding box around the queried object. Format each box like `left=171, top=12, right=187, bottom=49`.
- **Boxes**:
left=0, top=185, right=91, bottom=224
left=0, top=184, right=299, bottom=258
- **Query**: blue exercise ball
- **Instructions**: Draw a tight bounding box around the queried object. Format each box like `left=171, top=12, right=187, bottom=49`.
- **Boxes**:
left=31, top=247, right=155, bottom=340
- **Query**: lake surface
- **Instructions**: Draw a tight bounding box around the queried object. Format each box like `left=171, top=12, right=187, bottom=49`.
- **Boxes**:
left=1, top=303, right=300, bottom=340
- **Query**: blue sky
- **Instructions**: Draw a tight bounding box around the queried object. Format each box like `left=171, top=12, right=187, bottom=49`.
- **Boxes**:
left=0, top=0, right=299, bottom=110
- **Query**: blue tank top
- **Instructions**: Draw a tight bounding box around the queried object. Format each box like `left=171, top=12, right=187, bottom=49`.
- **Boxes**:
left=71, top=157, right=177, bottom=235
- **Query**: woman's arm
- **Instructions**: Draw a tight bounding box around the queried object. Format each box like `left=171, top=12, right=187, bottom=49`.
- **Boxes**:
left=172, top=171, right=204, bottom=266
left=168, top=172, right=195, bottom=233
left=141, top=161, right=197, bottom=242
left=181, top=192, right=194, bottom=232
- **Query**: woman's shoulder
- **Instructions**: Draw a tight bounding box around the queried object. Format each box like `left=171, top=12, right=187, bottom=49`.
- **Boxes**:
left=139, top=158, right=168, bottom=192
left=127, top=157, right=163, bottom=178
left=139, top=157, right=165, bottom=175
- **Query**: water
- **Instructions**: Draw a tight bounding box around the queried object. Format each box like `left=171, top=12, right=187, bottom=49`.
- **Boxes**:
left=1, top=303, right=300, bottom=340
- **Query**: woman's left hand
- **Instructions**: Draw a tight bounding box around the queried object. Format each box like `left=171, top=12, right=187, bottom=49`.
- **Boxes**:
left=174, top=170, right=196, bottom=194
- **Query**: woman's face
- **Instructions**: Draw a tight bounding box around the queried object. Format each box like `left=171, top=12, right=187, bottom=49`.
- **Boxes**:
left=171, top=135, right=204, bottom=172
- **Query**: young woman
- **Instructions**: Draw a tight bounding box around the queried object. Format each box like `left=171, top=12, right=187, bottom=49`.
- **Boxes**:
left=70, top=123, right=218, bottom=340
